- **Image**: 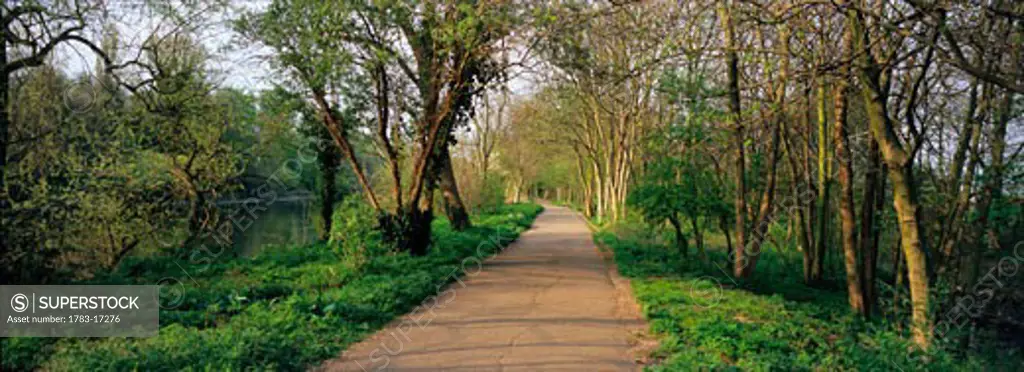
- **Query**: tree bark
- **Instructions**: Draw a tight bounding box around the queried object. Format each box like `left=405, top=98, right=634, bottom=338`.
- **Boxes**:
left=738, top=118, right=782, bottom=278
left=668, top=215, right=688, bottom=258
left=183, top=186, right=207, bottom=250
left=812, top=80, right=830, bottom=284
left=942, top=86, right=983, bottom=275
left=849, top=6, right=932, bottom=348
left=859, top=138, right=883, bottom=315
left=832, top=47, right=866, bottom=315
left=394, top=176, right=435, bottom=257
left=0, top=41, right=9, bottom=265
left=720, top=215, right=734, bottom=258
left=963, top=89, right=1013, bottom=291
left=690, top=214, right=705, bottom=259
left=737, top=22, right=788, bottom=278
left=437, top=145, right=471, bottom=231
left=312, top=91, right=381, bottom=211
left=374, top=63, right=403, bottom=210
left=318, top=140, right=339, bottom=241
left=939, top=81, right=978, bottom=270
left=784, top=128, right=816, bottom=285
left=718, top=1, right=747, bottom=278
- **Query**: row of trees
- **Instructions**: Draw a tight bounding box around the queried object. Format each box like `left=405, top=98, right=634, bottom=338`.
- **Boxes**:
left=2, top=0, right=544, bottom=285
left=516, top=0, right=1022, bottom=352
left=0, top=1, right=370, bottom=282
left=1, top=1, right=254, bottom=281
left=238, top=0, right=533, bottom=254
left=4, top=0, right=1021, bottom=356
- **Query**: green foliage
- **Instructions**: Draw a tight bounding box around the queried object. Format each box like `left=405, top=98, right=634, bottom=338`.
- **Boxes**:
left=1, top=31, right=277, bottom=282
left=0, top=338, right=62, bottom=371
left=629, top=76, right=730, bottom=250
left=329, top=198, right=387, bottom=269
left=628, top=155, right=724, bottom=225
left=596, top=229, right=1021, bottom=371
left=1, top=203, right=543, bottom=371
left=472, top=175, right=509, bottom=213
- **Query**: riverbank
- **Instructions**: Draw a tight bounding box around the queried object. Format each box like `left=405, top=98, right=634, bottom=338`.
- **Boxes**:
left=1, top=203, right=543, bottom=371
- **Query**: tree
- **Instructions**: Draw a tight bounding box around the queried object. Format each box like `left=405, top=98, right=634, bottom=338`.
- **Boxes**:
left=536, top=0, right=681, bottom=222
left=259, top=86, right=346, bottom=241
left=847, top=1, right=932, bottom=348
left=718, top=0, right=749, bottom=278
left=240, top=0, right=516, bottom=255
left=630, top=130, right=725, bottom=259
left=124, top=33, right=248, bottom=252
left=833, top=21, right=866, bottom=315
left=0, top=0, right=113, bottom=280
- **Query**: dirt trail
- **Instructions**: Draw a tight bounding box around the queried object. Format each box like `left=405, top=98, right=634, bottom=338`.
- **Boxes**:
left=317, top=205, right=646, bottom=371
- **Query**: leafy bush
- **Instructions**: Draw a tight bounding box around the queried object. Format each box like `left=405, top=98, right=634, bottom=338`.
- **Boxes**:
left=329, top=198, right=388, bottom=270
left=473, top=175, right=508, bottom=213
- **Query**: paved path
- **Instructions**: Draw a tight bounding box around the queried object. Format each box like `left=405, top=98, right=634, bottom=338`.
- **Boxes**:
left=318, top=205, right=644, bottom=371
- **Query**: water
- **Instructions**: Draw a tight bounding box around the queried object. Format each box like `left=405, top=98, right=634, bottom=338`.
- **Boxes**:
left=227, top=196, right=320, bottom=256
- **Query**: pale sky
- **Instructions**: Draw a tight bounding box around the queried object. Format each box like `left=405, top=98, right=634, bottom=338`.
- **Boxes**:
left=54, top=1, right=539, bottom=100
left=56, top=1, right=273, bottom=92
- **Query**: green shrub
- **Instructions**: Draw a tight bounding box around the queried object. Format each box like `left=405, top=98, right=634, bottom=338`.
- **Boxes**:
left=329, top=198, right=388, bottom=271
left=1, top=338, right=61, bottom=371
left=473, top=175, right=508, bottom=213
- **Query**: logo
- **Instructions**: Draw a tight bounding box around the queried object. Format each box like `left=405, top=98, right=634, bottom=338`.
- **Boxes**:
left=687, top=276, right=723, bottom=309
left=11, top=293, right=29, bottom=313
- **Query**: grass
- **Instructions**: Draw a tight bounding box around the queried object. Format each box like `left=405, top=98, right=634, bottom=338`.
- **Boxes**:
left=1, top=203, right=543, bottom=371
left=595, top=223, right=1022, bottom=371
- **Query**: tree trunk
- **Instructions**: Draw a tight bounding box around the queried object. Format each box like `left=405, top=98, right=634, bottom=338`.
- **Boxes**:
left=832, top=52, right=866, bottom=316
left=963, top=89, right=1013, bottom=301
left=859, top=139, right=883, bottom=315
left=868, top=165, right=885, bottom=309
left=938, top=82, right=978, bottom=269
left=0, top=49, right=9, bottom=266
left=373, top=64, right=403, bottom=211
left=942, top=90, right=983, bottom=276
left=387, top=177, right=435, bottom=257
left=892, top=232, right=905, bottom=316
left=784, top=130, right=816, bottom=285
left=396, top=206, right=433, bottom=257
left=849, top=7, right=932, bottom=348
left=319, top=152, right=338, bottom=241
left=437, top=146, right=471, bottom=231
left=870, top=91, right=931, bottom=349
left=183, top=187, right=206, bottom=250
left=720, top=215, right=733, bottom=258
left=981, top=90, right=1012, bottom=252
left=668, top=215, right=687, bottom=258
left=736, top=23, right=787, bottom=279
left=738, top=117, right=782, bottom=278
left=691, top=214, right=705, bottom=259
left=812, top=80, right=830, bottom=284
left=718, top=1, right=747, bottom=278
left=312, top=92, right=382, bottom=211
left=318, top=129, right=340, bottom=241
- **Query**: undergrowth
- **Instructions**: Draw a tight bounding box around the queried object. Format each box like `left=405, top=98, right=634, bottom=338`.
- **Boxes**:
left=595, top=225, right=1022, bottom=371
left=1, top=203, right=543, bottom=371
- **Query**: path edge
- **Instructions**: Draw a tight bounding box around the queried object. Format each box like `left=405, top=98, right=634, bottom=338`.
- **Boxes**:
left=313, top=205, right=544, bottom=371
left=569, top=206, right=659, bottom=368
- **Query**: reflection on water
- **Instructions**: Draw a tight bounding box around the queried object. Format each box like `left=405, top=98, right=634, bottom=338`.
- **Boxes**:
left=229, top=196, right=319, bottom=256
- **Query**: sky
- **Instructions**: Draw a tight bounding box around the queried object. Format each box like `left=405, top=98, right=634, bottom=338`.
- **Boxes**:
left=53, top=1, right=544, bottom=99
left=56, top=1, right=274, bottom=93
